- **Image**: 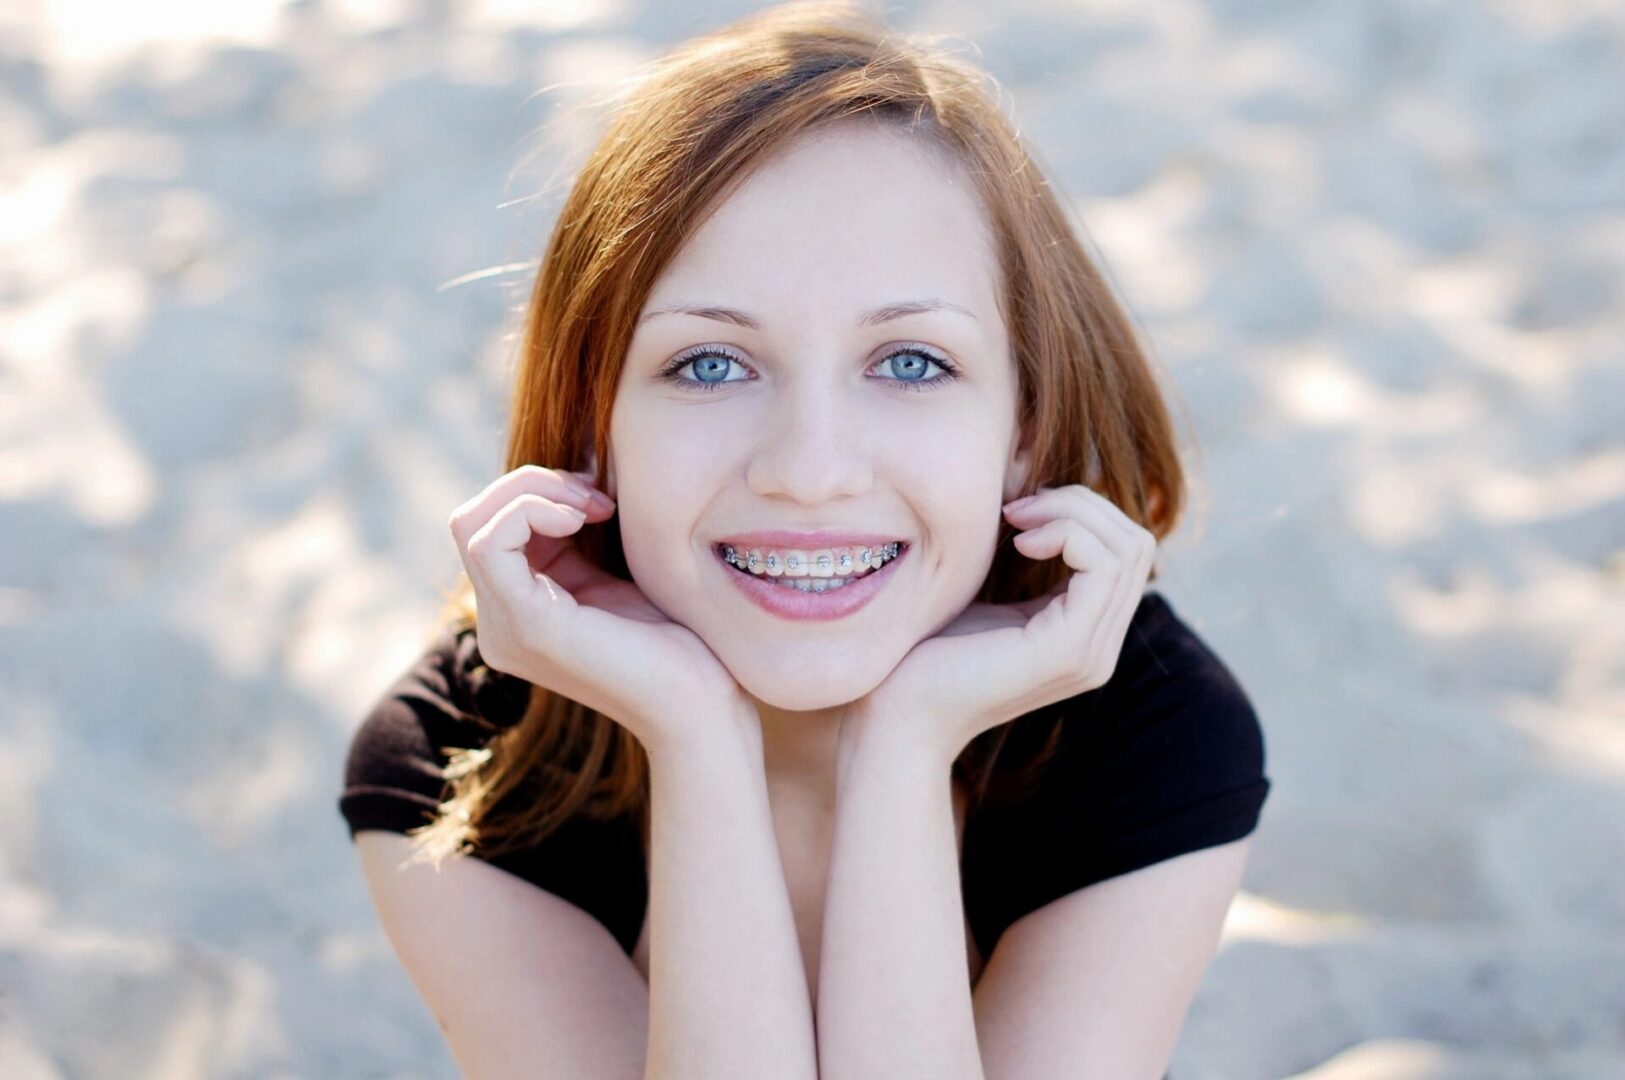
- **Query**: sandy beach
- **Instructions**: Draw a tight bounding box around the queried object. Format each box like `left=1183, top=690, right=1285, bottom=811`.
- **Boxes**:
left=1, top=1, right=1621, bottom=1076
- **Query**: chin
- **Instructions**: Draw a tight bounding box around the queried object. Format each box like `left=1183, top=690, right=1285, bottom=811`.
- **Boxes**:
left=726, top=654, right=891, bottom=712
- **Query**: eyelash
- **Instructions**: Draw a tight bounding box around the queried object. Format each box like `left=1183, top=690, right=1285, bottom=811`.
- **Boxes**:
left=655, top=343, right=962, bottom=394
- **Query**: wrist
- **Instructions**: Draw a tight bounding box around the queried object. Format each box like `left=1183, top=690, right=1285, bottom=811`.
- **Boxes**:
left=837, top=700, right=957, bottom=783
left=640, top=701, right=764, bottom=769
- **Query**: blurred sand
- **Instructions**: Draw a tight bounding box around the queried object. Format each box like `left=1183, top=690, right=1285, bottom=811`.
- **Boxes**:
left=1, top=0, right=1621, bottom=1076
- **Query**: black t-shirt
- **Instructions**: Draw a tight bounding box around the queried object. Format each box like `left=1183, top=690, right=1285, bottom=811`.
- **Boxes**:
left=338, top=589, right=1271, bottom=964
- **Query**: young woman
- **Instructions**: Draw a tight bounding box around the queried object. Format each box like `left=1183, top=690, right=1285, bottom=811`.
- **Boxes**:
left=338, top=3, right=1271, bottom=1077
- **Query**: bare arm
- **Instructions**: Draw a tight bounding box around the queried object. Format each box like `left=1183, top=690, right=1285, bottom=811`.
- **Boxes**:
left=351, top=705, right=817, bottom=1079
left=643, top=711, right=819, bottom=1080
left=815, top=719, right=982, bottom=1079
left=356, top=828, right=655, bottom=1078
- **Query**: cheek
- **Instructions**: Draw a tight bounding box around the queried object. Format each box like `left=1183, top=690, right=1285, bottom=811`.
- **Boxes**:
left=885, top=430, right=1005, bottom=585
left=614, top=403, right=739, bottom=496
left=616, top=492, right=688, bottom=585
left=607, top=425, right=724, bottom=599
left=615, top=510, right=705, bottom=628
left=604, top=449, right=678, bottom=575
left=892, top=423, right=1007, bottom=517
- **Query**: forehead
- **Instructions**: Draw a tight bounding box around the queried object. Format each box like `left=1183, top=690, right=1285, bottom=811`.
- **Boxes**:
left=648, top=122, right=1001, bottom=319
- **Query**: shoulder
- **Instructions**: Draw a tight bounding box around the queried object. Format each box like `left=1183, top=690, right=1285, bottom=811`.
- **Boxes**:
left=1043, top=588, right=1272, bottom=852
left=338, top=622, right=532, bottom=837
left=962, top=589, right=1272, bottom=958
left=1117, top=590, right=1254, bottom=707
left=339, top=623, right=650, bottom=954
left=991, top=589, right=1268, bottom=785
left=1078, top=590, right=1268, bottom=781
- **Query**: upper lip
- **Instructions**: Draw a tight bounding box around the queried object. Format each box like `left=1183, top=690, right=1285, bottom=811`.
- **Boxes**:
left=715, top=530, right=906, bottom=551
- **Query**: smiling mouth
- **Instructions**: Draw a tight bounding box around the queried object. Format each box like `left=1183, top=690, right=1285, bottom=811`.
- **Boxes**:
left=714, top=541, right=907, bottom=591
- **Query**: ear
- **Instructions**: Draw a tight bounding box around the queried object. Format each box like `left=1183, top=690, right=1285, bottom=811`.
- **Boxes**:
left=1002, top=431, right=1032, bottom=504
left=581, top=441, right=616, bottom=500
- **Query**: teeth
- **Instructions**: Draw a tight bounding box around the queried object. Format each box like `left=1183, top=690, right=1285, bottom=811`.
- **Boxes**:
left=720, top=542, right=901, bottom=584
left=777, top=575, right=849, bottom=592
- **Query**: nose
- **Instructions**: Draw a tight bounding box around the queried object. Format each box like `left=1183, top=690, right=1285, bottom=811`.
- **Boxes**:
left=745, top=373, right=872, bottom=505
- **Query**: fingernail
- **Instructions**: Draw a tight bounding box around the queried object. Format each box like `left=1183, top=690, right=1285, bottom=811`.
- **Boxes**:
left=591, top=490, right=615, bottom=508
left=1004, top=495, right=1034, bottom=511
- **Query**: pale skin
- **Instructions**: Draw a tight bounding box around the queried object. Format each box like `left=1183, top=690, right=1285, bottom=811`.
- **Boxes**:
left=445, top=119, right=1250, bottom=1078
left=604, top=119, right=1031, bottom=1019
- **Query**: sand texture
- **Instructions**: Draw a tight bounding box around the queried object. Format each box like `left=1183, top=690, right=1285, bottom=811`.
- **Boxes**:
left=1, top=1, right=1621, bottom=1077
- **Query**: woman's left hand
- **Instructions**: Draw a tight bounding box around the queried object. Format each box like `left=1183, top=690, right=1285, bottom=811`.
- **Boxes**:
left=840, top=484, right=1158, bottom=766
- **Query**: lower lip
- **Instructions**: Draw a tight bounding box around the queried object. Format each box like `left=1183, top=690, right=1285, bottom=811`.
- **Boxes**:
left=714, top=546, right=908, bottom=621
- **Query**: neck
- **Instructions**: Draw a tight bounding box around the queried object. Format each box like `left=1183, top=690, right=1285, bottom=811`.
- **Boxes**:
left=751, top=697, right=847, bottom=812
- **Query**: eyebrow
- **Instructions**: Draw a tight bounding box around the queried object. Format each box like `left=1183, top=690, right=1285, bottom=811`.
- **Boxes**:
left=636, top=297, right=980, bottom=330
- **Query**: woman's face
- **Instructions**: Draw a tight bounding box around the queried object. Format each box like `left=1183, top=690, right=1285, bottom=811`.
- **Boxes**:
left=607, top=120, right=1028, bottom=711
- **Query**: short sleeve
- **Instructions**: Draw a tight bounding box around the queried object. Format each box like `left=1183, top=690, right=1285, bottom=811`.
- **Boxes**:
left=961, top=591, right=1272, bottom=959
left=337, top=623, right=527, bottom=839
left=335, top=622, right=651, bottom=954
left=1055, top=593, right=1271, bottom=885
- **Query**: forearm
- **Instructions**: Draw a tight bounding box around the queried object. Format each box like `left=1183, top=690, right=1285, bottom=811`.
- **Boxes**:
left=643, top=713, right=818, bottom=1080
left=816, top=714, right=983, bottom=1079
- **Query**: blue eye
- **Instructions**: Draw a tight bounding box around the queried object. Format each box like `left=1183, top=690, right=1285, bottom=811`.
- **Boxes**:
left=656, top=343, right=961, bottom=393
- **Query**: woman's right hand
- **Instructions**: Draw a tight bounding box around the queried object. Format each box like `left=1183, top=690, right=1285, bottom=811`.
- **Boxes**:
left=447, top=464, right=757, bottom=757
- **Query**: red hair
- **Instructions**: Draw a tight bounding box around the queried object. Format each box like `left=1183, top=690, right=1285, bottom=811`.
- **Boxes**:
left=406, top=1, right=1191, bottom=868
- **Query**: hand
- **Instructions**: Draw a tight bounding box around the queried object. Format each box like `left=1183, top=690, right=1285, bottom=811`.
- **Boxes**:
left=841, top=484, right=1157, bottom=766
left=448, top=465, right=756, bottom=756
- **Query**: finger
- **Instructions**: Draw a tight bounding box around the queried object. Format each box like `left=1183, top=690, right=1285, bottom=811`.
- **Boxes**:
left=1013, top=517, right=1117, bottom=599
left=1007, top=492, right=1137, bottom=618
left=449, top=465, right=607, bottom=546
left=464, top=494, right=589, bottom=608
left=565, top=467, right=608, bottom=487
left=1011, top=517, right=1117, bottom=629
left=1006, top=485, right=1138, bottom=560
left=1051, top=517, right=1141, bottom=678
left=1072, top=486, right=1157, bottom=581
left=564, top=469, right=616, bottom=504
left=1014, top=517, right=1134, bottom=664
left=535, top=537, right=618, bottom=596
left=1007, top=486, right=1155, bottom=592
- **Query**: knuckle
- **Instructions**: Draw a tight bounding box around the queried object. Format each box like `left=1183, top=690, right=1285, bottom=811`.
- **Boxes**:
left=518, top=464, right=560, bottom=486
